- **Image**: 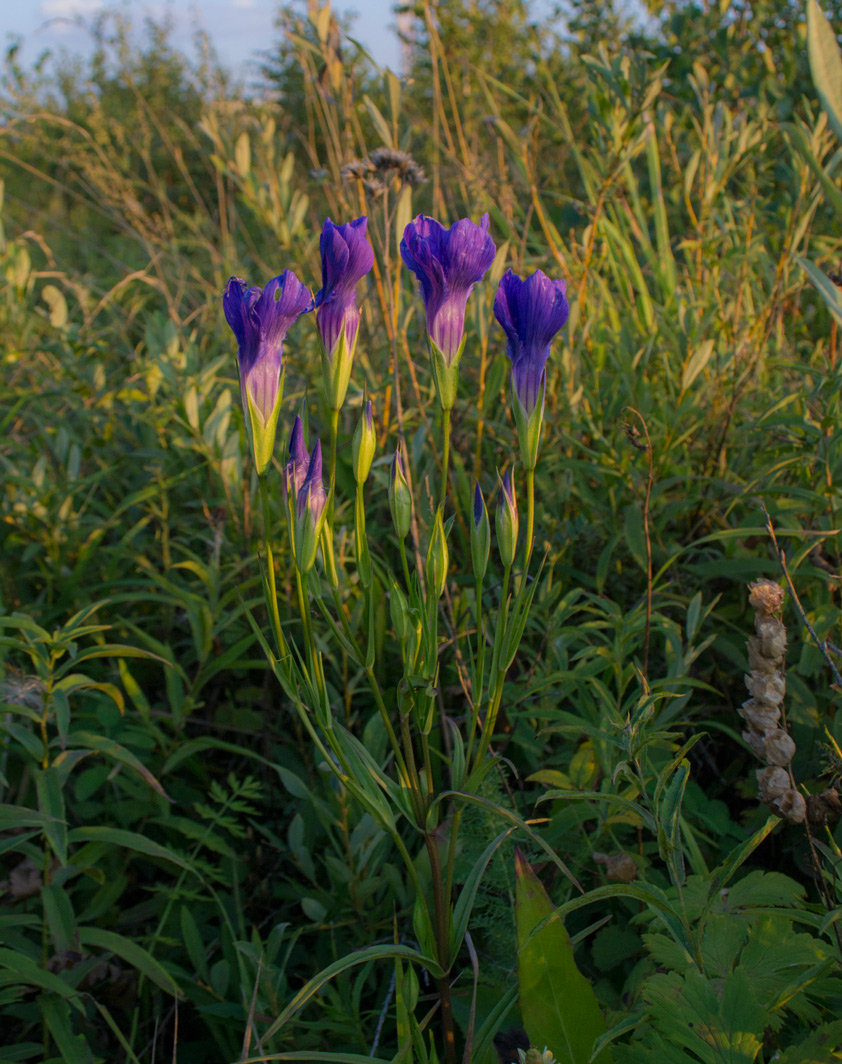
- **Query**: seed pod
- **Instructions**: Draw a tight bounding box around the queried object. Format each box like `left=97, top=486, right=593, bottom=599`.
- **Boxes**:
left=746, top=636, right=777, bottom=673
left=755, top=617, right=787, bottom=661
left=739, top=698, right=781, bottom=733
left=745, top=670, right=786, bottom=706
left=773, top=789, right=806, bottom=824
left=743, top=729, right=768, bottom=759
left=756, top=766, right=790, bottom=802
left=764, top=729, right=797, bottom=767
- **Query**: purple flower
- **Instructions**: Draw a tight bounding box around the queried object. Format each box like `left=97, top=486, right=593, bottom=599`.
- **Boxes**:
left=223, top=272, right=313, bottom=474
left=315, top=217, right=374, bottom=357
left=400, top=214, right=496, bottom=365
left=294, top=440, right=328, bottom=573
left=284, top=415, right=309, bottom=498
left=493, top=269, right=569, bottom=420
left=298, top=439, right=327, bottom=523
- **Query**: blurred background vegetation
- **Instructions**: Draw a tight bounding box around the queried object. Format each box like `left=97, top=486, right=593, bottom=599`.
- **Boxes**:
left=4, top=0, right=842, bottom=1059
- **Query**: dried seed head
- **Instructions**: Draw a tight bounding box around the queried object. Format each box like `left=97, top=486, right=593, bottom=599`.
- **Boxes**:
left=747, top=635, right=778, bottom=673
left=757, top=765, right=790, bottom=802
left=592, top=851, right=637, bottom=882
left=806, top=788, right=842, bottom=826
left=754, top=616, right=787, bottom=661
left=367, top=147, right=426, bottom=186
left=749, top=579, right=784, bottom=616
left=745, top=670, right=786, bottom=707
left=340, top=158, right=375, bottom=182
left=773, top=789, right=806, bottom=824
left=764, top=728, right=797, bottom=767
left=739, top=698, right=781, bottom=733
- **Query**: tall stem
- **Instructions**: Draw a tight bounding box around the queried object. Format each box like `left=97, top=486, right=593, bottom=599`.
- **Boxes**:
left=473, top=565, right=510, bottom=769
left=425, top=831, right=457, bottom=1064
left=465, top=576, right=485, bottom=767
left=440, top=406, right=451, bottom=508
left=258, top=475, right=283, bottom=657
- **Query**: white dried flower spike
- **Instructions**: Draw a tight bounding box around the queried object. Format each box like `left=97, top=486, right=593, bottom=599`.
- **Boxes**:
left=743, top=728, right=769, bottom=760
left=748, top=578, right=785, bottom=616
left=747, top=635, right=779, bottom=673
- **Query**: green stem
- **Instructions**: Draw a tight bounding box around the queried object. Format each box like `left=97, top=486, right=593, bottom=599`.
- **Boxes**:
left=522, top=467, right=535, bottom=583
left=440, top=405, right=451, bottom=508
left=258, top=475, right=284, bottom=657
left=474, top=565, right=510, bottom=769
left=425, top=830, right=457, bottom=1064
left=465, top=577, right=485, bottom=767
left=399, top=538, right=412, bottom=590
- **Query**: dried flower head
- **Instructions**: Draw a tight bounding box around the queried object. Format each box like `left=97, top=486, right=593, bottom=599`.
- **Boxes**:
left=340, top=158, right=375, bottom=182
left=748, top=578, right=784, bottom=616
left=745, top=670, right=786, bottom=707
left=739, top=698, right=781, bottom=733
left=592, top=851, right=637, bottom=882
left=754, top=616, right=787, bottom=660
left=368, top=147, right=426, bottom=185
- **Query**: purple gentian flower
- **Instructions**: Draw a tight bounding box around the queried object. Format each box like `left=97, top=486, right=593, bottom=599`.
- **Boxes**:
left=315, top=217, right=374, bottom=412
left=284, top=415, right=309, bottom=499
left=493, top=269, right=569, bottom=470
left=400, top=214, right=496, bottom=387
left=223, top=272, right=313, bottom=474
left=493, top=269, right=569, bottom=419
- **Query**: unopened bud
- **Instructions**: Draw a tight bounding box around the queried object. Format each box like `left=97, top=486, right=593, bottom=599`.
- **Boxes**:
left=495, top=468, right=518, bottom=569
left=470, top=482, right=490, bottom=583
left=389, top=448, right=412, bottom=540
left=426, top=507, right=449, bottom=600
left=352, top=399, right=376, bottom=484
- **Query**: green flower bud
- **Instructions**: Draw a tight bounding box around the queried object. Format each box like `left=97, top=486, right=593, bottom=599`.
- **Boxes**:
left=495, top=468, right=518, bottom=569
left=470, top=481, right=490, bottom=583
left=352, top=399, right=376, bottom=484
left=390, top=582, right=411, bottom=641
left=426, top=506, right=449, bottom=600
left=389, top=448, right=412, bottom=540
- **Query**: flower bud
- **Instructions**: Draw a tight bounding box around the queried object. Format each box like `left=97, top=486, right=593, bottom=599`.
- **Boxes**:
left=294, top=440, right=328, bottom=573
left=390, top=582, right=411, bottom=641
left=470, top=482, right=490, bottom=583
left=495, top=468, right=518, bottom=569
left=389, top=448, right=412, bottom=540
left=426, top=506, right=449, bottom=600
left=352, top=400, right=376, bottom=484
left=284, top=415, right=309, bottom=499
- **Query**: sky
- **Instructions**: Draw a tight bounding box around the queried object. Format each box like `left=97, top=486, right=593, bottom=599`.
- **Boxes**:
left=2, top=0, right=402, bottom=79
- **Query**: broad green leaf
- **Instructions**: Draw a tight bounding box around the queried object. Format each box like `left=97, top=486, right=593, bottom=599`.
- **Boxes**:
left=68, top=826, right=192, bottom=871
left=808, top=0, right=842, bottom=144
left=39, top=996, right=94, bottom=1064
left=69, top=732, right=170, bottom=801
left=0, top=948, right=84, bottom=1011
left=78, top=926, right=180, bottom=997
left=35, top=767, right=67, bottom=865
left=515, top=849, right=610, bottom=1064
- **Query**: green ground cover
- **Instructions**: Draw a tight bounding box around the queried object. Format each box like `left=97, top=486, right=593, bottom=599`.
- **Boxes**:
left=3, top=1, right=842, bottom=1060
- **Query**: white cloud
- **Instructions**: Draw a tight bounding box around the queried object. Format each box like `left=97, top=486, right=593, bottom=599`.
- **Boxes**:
left=40, top=0, right=105, bottom=16
left=231, top=0, right=258, bottom=8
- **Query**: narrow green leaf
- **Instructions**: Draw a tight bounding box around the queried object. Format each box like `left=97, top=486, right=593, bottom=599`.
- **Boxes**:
left=515, top=848, right=610, bottom=1064
left=39, top=996, right=94, bottom=1064
left=68, top=826, right=193, bottom=871
left=0, top=948, right=84, bottom=1011
left=69, top=732, right=170, bottom=801
left=35, top=767, right=67, bottom=865
left=808, top=0, right=842, bottom=144
left=42, top=885, right=77, bottom=956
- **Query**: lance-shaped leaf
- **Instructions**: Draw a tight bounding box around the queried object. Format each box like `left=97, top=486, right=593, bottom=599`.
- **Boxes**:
left=515, top=848, right=610, bottom=1064
left=808, top=0, right=842, bottom=145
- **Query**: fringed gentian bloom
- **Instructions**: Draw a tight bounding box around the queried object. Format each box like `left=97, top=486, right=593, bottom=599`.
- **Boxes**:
left=400, top=213, right=496, bottom=410
left=493, top=269, right=569, bottom=471
left=223, top=272, right=313, bottom=475
left=315, top=217, right=374, bottom=412
left=294, top=440, right=328, bottom=573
